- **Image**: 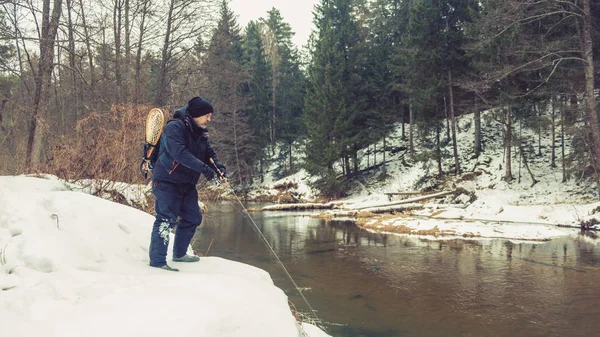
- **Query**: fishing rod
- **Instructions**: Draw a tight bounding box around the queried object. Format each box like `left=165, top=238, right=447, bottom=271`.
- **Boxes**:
left=209, top=159, right=327, bottom=333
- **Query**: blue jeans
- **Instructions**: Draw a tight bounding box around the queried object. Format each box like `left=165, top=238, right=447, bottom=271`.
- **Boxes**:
left=149, top=180, right=202, bottom=266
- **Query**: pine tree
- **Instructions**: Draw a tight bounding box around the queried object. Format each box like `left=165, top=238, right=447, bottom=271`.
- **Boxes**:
left=304, top=0, right=360, bottom=197
left=241, top=20, right=272, bottom=182
left=441, top=0, right=479, bottom=175
left=261, top=8, right=306, bottom=175
left=398, top=0, right=447, bottom=174
left=360, top=0, right=404, bottom=169
left=202, top=0, right=255, bottom=184
left=275, top=46, right=306, bottom=174
left=392, top=0, right=477, bottom=176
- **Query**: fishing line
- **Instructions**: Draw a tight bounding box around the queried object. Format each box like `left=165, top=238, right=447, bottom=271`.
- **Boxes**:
left=209, top=160, right=327, bottom=332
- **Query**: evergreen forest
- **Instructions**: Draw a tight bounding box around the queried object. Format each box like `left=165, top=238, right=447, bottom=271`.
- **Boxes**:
left=0, top=0, right=598, bottom=198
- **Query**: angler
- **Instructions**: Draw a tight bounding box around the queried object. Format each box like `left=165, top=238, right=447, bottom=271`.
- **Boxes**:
left=147, top=97, right=227, bottom=272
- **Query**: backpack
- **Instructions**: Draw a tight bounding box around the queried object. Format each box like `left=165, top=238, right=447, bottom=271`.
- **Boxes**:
left=140, top=108, right=165, bottom=179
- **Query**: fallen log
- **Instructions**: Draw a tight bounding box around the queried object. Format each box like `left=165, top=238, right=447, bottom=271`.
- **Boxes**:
left=250, top=201, right=344, bottom=212
left=309, top=200, right=468, bottom=218
left=421, top=203, right=468, bottom=209
left=359, top=203, right=468, bottom=214
left=313, top=210, right=361, bottom=219
left=383, top=191, right=424, bottom=201
left=351, top=190, right=457, bottom=210
left=314, top=203, right=425, bottom=218
left=356, top=203, right=424, bottom=214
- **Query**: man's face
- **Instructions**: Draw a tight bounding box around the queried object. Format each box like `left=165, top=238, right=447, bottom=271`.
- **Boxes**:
left=193, top=113, right=212, bottom=127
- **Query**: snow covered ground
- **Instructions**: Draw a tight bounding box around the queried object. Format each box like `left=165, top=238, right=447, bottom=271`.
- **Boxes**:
left=0, top=175, right=329, bottom=337
left=252, top=110, right=600, bottom=242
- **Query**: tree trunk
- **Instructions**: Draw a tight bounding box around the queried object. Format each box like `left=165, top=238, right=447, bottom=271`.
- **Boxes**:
left=124, top=0, right=131, bottom=103
left=155, top=0, right=175, bottom=106
left=409, top=103, right=414, bottom=155
left=134, top=0, right=149, bottom=104
left=12, top=3, right=30, bottom=99
left=79, top=0, right=95, bottom=104
left=66, top=0, right=79, bottom=124
left=436, top=122, right=442, bottom=176
left=443, top=96, right=450, bottom=141
left=582, top=0, right=600, bottom=192
left=448, top=69, right=460, bottom=174
left=561, top=95, right=566, bottom=183
left=383, top=136, right=386, bottom=166
left=113, top=0, right=123, bottom=104
left=519, top=143, right=538, bottom=187
left=551, top=97, right=556, bottom=168
left=374, top=145, right=378, bottom=168
left=267, top=29, right=279, bottom=151
left=347, top=154, right=353, bottom=176
left=401, top=109, right=406, bottom=140
left=26, top=0, right=63, bottom=169
left=289, top=142, right=293, bottom=172
left=233, top=108, right=242, bottom=185
left=353, top=144, right=358, bottom=174
left=398, top=98, right=406, bottom=140
left=271, top=99, right=276, bottom=150
left=53, top=48, right=64, bottom=132
left=536, top=105, right=542, bottom=156
left=474, top=106, right=482, bottom=158
left=504, top=106, right=513, bottom=182
left=517, top=118, right=522, bottom=183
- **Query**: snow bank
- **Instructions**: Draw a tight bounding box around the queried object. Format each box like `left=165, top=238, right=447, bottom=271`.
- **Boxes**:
left=0, top=175, right=328, bottom=337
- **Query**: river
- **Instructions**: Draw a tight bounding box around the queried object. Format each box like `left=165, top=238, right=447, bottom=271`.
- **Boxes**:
left=192, top=202, right=600, bottom=337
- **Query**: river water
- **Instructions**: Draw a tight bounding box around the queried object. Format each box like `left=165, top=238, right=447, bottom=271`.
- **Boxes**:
left=192, top=202, right=600, bottom=337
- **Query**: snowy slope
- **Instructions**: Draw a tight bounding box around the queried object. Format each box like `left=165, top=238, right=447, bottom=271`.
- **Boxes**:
left=0, top=176, right=329, bottom=337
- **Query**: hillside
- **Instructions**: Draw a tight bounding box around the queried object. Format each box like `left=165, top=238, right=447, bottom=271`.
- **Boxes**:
left=250, top=110, right=600, bottom=240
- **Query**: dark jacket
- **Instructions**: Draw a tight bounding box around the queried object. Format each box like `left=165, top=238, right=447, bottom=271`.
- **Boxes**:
left=151, top=107, right=217, bottom=185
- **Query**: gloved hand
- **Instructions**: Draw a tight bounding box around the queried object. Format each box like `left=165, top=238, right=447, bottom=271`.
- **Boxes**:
left=214, top=161, right=227, bottom=178
left=202, top=165, right=216, bottom=181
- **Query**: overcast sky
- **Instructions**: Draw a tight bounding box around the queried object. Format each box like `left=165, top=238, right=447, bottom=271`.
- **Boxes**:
left=229, top=0, right=320, bottom=49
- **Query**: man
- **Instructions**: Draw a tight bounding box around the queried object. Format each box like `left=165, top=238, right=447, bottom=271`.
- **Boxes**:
left=149, top=96, right=226, bottom=271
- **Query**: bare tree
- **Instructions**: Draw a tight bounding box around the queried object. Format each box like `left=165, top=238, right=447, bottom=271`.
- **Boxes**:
left=154, top=0, right=214, bottom=106
left=78, top=0, right=96, bottom=104
left=26, top=0, right=63, bottom=168
left=133, top=0, right=150, bottom=104
left=64, top=0, right=81, bottom=124
left=113, top=0, right=123, bottom=104
left=123, top=0, right=130, bottom=102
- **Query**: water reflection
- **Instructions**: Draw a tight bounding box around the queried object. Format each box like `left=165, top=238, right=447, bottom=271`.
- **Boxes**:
left=192, top=202, right=600, bottom=337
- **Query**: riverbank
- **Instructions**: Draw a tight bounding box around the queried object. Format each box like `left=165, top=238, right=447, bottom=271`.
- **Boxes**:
left=249, top=180, right=599, bottom=241
left=245, top=109, right=600, bottom=242
left=0, top=175, right=329, bottom=337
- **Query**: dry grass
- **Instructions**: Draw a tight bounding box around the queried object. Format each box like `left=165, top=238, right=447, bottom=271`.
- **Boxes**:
left=23, top=104, right=235, bottom=212
left=42, top=104, right=150, bottom=185
left=355, top=211, right=379, bottom=218
left=0, top=100, right=31, bottom=174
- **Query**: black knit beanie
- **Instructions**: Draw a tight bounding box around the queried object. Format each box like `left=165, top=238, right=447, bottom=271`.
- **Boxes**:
left=187, top=97, right=213, bottom=117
